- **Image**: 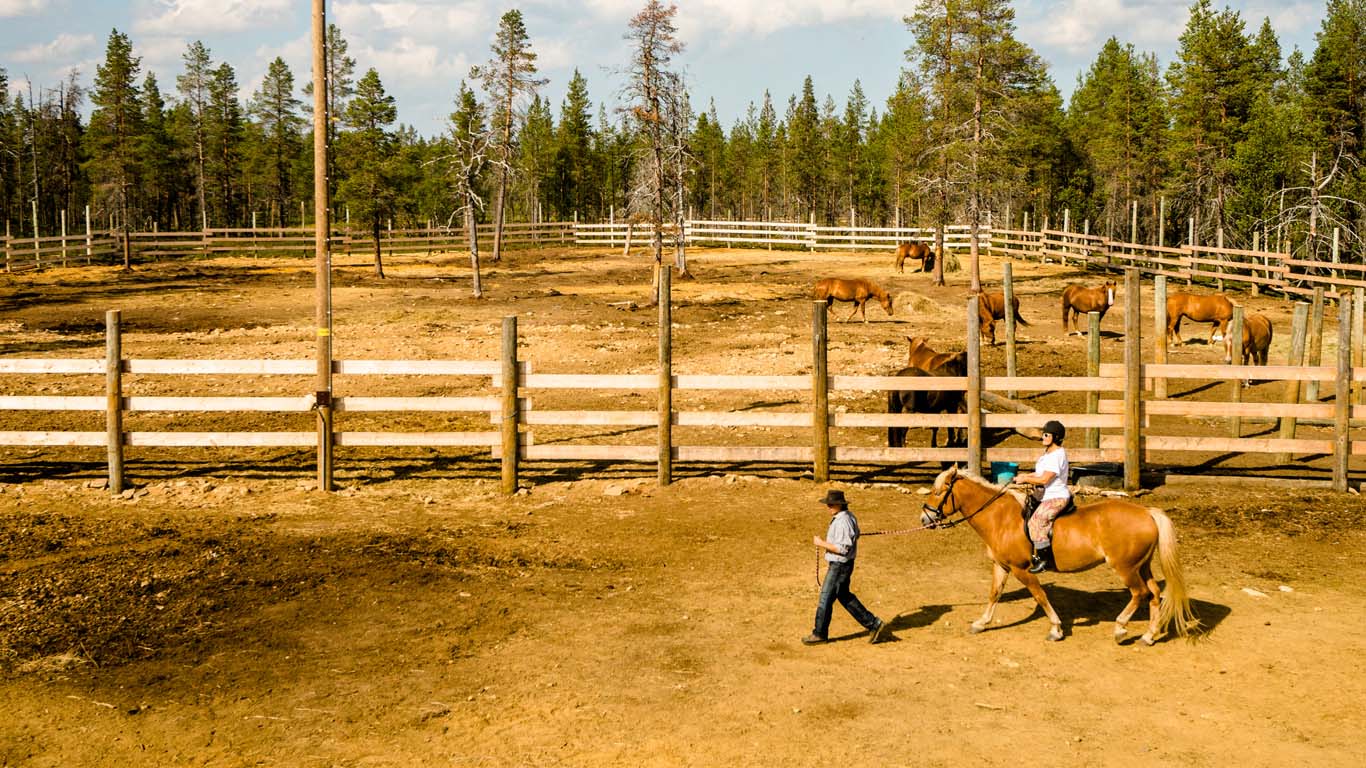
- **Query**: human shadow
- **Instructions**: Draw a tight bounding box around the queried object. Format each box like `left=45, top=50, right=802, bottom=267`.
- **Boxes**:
left=827, top=603, right=954, bottom=644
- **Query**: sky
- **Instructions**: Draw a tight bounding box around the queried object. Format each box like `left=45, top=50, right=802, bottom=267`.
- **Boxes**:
left=0, top=1, right=1327, bottom=138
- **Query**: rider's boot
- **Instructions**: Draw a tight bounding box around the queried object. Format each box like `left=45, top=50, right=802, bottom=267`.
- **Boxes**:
left=1028, top=546, right=1053, bottom=573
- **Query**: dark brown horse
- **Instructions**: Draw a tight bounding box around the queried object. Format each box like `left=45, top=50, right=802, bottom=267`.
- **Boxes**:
left=1224, top=312, right=1274, bottom=371
left=975, top=291, right=1029, bottom=346
left=905, top=336, right=966, bottom=376
left=813, top=278, right=894, bottom=323
left=920, top=465, right=1198, bottom=644
left=1166, top=292, right=1234, bottom=347
left=895, top=241, right=935, bottom=274
left=1061, top=280, right=1116, bottom=335
left=887, top=367, right=967, bottom=449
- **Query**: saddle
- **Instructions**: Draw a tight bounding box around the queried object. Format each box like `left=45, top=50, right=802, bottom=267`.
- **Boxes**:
left=1021, top=493, right=1076, bottom=534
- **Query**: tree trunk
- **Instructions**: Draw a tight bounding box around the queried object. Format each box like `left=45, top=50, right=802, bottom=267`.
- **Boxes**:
left=466, top=201, right=483, bottom=299
left=373, top=217, right=385, bottom=278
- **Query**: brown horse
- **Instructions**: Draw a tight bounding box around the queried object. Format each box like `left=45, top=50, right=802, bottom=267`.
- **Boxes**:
left=887, top=367, right=966, bottom=449
left=1166, top=292, right=1234, bottom=347
left=920, top=465, right=1198, bottom=644
left=1061, top=280, right=1116, bottom=335
left=895, top=241, right=934, bottom=274
left=975, top=291, right=1029, bottom=346
left=813, top=277, right=894, bottom=323
left=1224, top=312, right=1274, bottom=371
left=905, top=336, right=966, bottom=376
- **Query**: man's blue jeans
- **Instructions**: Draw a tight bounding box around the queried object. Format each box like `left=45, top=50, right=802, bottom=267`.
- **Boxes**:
left=813, top=559, right=879, bottom=639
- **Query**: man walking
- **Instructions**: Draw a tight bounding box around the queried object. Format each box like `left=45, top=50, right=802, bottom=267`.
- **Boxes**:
left=804, top=489, right=893, bottom=645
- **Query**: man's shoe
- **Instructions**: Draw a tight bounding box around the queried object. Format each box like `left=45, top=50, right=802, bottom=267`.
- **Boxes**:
left=869, top=620, right=892, bottom=644
left=801, top=633, right=827, bottom=645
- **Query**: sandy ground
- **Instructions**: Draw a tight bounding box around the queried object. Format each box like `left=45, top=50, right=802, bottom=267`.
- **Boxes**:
left=1, top=245, right=1364, bottom=766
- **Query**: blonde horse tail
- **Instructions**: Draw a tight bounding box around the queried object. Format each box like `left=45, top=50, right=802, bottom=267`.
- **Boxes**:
left=1148, top=507, right=1200, bottom=639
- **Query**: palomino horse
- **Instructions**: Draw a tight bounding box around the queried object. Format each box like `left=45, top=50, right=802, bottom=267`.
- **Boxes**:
left=1166, top=292, right=1233, bottom=347
left=895, top=241, right=934, bottom=274
left=813, top=277, right=894, bottom=323
left=920, top=465, right=1198, bottom=644
left=975, top=291, right=1029, bottom=346
left=905, top=336, right=966, bottom=376
left=887, top=367, right=966, bottom=449
left=1061, top=280, right=1116, bottom=335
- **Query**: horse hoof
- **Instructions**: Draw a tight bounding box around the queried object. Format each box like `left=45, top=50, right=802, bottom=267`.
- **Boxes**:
left=969, top=623, right=986, bottom=635
left=1114, top=630, right=1127, bottom=644
left=1140, top=634, right=1156, bottom=647
left=1047, top=629, right=1063, bottom=642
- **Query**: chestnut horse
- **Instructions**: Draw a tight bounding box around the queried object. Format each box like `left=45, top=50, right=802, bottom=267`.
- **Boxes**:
left=1224, top=313, right=1274, bottom=385
left=1166, top=292, right=1234, bottom=347
left=920, top=465, right=1198, bottom=644
left=895, top=241, right=934, bottom=273
left=1061, top=280, right=1116, bottom=335
left=887, top=367, right=966, bottom=449
left=975, top=291, right=1029, bottom=346
left=905, top=336, right=966, bottom=376
left=813, top=277, right=894, bottom=323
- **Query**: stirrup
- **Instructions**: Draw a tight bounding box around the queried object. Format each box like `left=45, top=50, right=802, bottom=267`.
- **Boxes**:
left=1028, top=554, right=1048, bottom=573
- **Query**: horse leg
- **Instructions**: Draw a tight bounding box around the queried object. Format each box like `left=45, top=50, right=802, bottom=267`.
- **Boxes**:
left=1015, top=569, right=1064, bottom=641
left=1112, top=562, right=1151, bottom=644
left=970, top=561, right=1011, bottom=634
left=860, top=299, right=871, bottom=324
left=842, top=301, right=858, bottom=323
left=1139, top=561, right=1163, bottom=646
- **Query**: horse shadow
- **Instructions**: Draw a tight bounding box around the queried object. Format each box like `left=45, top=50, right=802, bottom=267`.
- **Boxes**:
left=984, top=583, right=1232, bottom=643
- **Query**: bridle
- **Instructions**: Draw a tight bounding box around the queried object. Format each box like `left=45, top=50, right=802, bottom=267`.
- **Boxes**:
left=920, top=473, right=1013, bottom=530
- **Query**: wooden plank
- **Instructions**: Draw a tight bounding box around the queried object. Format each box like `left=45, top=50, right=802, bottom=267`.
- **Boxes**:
left=985, top=448, right=1123, bottom=463
left=983, top=413, right=1121, bottom=428
left=832, top=446, right=967, bottom=462
left=126, top=396, right=314, bottom=412
left=1100, top=434, right=1333, bottom=454
left=521, top=445, right=655, bottom=461
left=339, top=396, right=512, bottom=412
left=0, top=359, right=105, bottom=374
left=1100, top=362, right=1339, bottom=381
left=1139, top=400, right=1334, bottom=419
left=517, top=410, right=654, bottom=426
left=125, top=431, right=315, bottom=447
left=677, top=411, right=809, bottom=427
left=831, top=375, right=967, bottom=391
left=674, top=374, right=808, bottom=390
left=982, top=376, right=1123, bottom=391
left=514, top=373, right=656, bottom=389
left=0, top=431, right=106, bottom=446
left=127, top=359, right=314, bottom=375
left=0, top=395, right=104, bottom=410
left=832, top=413, right=969, bottom=428
left=675, top=446, right=811, bottom=462
left=335, top=359, right=515, bottom=376
left=335, top=431, right=501, bottom=447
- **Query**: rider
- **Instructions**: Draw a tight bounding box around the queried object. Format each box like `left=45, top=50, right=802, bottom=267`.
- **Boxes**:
left=1014, top=420, right=1071, bottom=573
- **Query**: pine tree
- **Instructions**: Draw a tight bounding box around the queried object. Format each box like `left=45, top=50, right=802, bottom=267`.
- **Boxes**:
left=177, top=41, right=213, bottom=230
left=473, top=9, right=547, bottom=263
left=302, top=23, right=356, bottom=219
left=250, top=57, right=302, bottom=228
left=755, top=92, right=777, bottom=219
left=0, top=68, right=17, bottom=226
left=139, top=73, right=177, bottom=229
left=551, top=69, right=595, bottom=219
left=518, top=94, right=554, bottom=222
left=788, top=76, right=821, bottom=220
left=205, top=63, right=245, bottom=228
left=87, top=29, right=143, bottom=267
left=338, top=68, right=398, bottom=277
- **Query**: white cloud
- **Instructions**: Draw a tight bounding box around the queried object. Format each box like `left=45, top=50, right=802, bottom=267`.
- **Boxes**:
left=135, top=0, right=292, bottom=35
left=9, top=32, right=97, bottom=64
left=583, top=0, right=902, bottom=39
left=0, top=0, right=45, bottom=18
left=335, top=1, right=487, bottom=42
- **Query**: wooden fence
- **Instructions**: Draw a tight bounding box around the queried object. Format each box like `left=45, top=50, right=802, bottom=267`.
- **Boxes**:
left=2, top=279, right=1360, bottom=493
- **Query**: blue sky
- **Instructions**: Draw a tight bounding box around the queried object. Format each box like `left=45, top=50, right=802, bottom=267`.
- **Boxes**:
left=0, top=1, right=1326, bottom=137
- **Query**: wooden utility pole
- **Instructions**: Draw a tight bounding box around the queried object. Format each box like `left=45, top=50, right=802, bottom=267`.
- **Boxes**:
left=812, top=301, right=829, bottom=482
left=966, top=296, right=982, bottom=477
left=312, top=0, right=334, bottom=490
left=1123, top=269, right=1142, bottom=491
left=658, top=266, right=672, bottom=485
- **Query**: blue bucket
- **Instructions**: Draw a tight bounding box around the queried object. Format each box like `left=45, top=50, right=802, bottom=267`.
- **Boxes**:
left=990, top=461, right=1019, bottom=484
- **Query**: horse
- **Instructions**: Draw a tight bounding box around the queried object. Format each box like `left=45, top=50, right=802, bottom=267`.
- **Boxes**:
left=919, top=465, right=1199, bottom=644
left=1061, top=280, right=1116, bottom=335
left=975, top=290, right=1029, bottom=346
left=1166, top=292, right=1233, bottom=347
left=887, top=367, right=966, bottom=449
left=905, top=336, right=966, bottom=376
left=813, top=278, right=894, bottom=323
left=1224, top=313, right=1273, bottom=385
left=895, top=241, right=935, bottom=274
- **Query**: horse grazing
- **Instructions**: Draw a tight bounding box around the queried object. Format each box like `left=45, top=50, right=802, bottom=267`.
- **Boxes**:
left=1061, top=280, right=1116, bottom=335
left=813, top=278, right=894, bottom=323
left=1224, top=313, right=1273, bottom=382
left=975, top=291, right=1029, bottom=346
left=1166, top=292, right=1234, bottom=347
left=895, top=241, right=935, bottom=274
left=887, top=367, right=966, bottom=449
left=905, top=336, right=966, bottom=376
left=920, top=465, right=1198, bottom=644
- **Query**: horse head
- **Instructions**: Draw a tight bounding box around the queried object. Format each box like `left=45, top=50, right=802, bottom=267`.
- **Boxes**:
left=921, top=465, right=961, bottom=528
left=881, top=292, right=894, bottom=316
left=1104, top=280, right=1116, bottom=307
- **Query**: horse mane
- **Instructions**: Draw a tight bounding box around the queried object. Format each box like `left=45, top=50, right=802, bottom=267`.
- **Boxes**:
left=952, top=469, right=1030, bottom=507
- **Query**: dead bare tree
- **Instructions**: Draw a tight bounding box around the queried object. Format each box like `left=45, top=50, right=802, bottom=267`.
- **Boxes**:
left=664, top=73, right=693, bottom=278
left=433, top=82, right=493, bottom=299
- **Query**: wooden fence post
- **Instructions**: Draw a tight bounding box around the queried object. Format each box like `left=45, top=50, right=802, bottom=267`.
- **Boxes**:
left=1229, top=306, right=1244, bottom=437
left=1123, top=268, right=1143, bottom=491
left=812, top=301, right=829, bottom=483
left=1157, top=197, right=1166, bottom=248
left=1186, top=219, right=1195, bottom=286
left=1003, top=262, right=1017, bottom=399
left=84, top=205, right=92, bottom=265
left=32, top=200, right=40, bottom=270
left=106, top=310, right=124, bottom=494
left=1333, top=296, right=1353, bottom=492
left=501, top=316, right=520, bottom=495
left=1215, top=227, right=1225, bottom=292
left=1153, top=275, right=1167, bottom=399
left=966, top=296, right=983, bottom=477
left=1355, top=287, right=1365, bottom=406
left=4, top=219, right=10, bottom=272
left=60, top=209, right=68, bottom=267
left=1087, top=311, right=1100, bottom=450
left=1131, top=201, right=1138, bottom=244
left=1305, top=287, right=1325, bottom=403
left=658, top=267, right=673, bottom=486
left=1277, top=302, right=1310, bottom=464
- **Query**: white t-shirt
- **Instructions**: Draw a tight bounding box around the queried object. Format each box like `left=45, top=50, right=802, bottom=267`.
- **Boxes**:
left=1035, top=447, right=1070, bottom=501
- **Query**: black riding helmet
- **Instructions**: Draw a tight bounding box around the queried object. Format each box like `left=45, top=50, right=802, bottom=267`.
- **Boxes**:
left=1042, top=420, right=1066, bottom=443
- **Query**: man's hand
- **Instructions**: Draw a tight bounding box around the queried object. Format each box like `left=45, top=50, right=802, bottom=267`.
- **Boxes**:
left=813, top=536, right=823, bottom=548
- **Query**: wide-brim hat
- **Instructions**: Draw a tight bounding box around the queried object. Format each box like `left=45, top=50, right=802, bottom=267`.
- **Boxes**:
left=818, top=489, right=848, bottom=507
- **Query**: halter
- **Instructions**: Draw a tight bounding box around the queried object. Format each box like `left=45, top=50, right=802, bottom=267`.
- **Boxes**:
left=921, top=473, right=1013, bottom=530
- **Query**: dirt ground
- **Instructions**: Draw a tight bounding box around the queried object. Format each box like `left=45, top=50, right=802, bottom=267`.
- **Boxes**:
left=2, top=246, right=1365, bottom=766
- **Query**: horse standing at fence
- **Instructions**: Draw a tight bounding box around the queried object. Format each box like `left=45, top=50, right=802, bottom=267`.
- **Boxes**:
left=1225, top=313, right=1274, bottom=384
left=887, top=366, right=966, bottom=449
left=813, top=278, right=894, bottom=323
left=895, top=241, right=935, bottom=274
left=975, top=290, right=1029, bottom=346
left=1166, top=292, right=1234, bottom=347
left=919, top=465, right=1199, bottom=644
left=905, top=336, right=967, bottom=376
left=1061, top=280, right=1116, bottom=335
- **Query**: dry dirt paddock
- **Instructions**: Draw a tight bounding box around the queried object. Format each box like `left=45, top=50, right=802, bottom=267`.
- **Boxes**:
left=1, top=245, right=1365, bottom=766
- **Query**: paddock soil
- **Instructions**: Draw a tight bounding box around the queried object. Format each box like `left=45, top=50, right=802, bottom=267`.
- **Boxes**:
left=1, top=246, right=1364, bottom=766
